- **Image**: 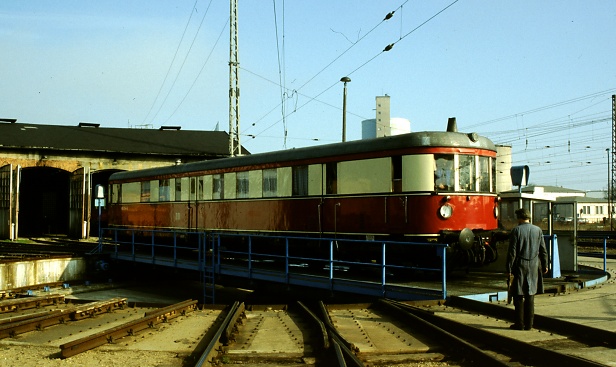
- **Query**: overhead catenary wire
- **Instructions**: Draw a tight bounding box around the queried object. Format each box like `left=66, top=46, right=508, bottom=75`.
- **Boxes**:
left=245, top=0, right=454, bottom=141
left=162, top=18, right=229, bottom=125
left=140, top=0, right=200, bottom=126
left=147, top=0, right=215, bottom=125
left=272, top=0, right=288, bottom=148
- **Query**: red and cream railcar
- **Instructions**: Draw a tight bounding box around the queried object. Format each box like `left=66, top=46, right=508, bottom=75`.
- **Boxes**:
left=107, top=128, right=499, bottom=267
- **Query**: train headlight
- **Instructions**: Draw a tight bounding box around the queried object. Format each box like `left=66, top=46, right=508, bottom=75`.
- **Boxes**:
left=439, top=204, right=453, bottom=219
left=494, top=206, right=499, bottom=218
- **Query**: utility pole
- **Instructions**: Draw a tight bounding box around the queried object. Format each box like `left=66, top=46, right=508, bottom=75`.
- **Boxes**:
left=229, top=0, right=241, bottom=156
left=340, top=77, right=351, bottom=142
left=611, top=94, right=616, bottom=229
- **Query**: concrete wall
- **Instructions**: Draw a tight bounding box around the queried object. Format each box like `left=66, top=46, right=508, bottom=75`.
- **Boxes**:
left=0, top=257, right=86, bottom=289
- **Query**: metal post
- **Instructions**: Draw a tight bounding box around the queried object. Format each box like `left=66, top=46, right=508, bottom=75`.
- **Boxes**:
left=608, top=148, right=612, bottom=231
left=441, top=246, right=447, bottom=299
left=285, top=238, right=289, bottom=284
left=603, top=237, right=607, bottom=274
left=611, top=94, right=616, bottom=230
left=340, top=77, right=351, bottom=142
left=97, top=205, right=102, bottom=252
left=330, top=240, right=334, bottom=289
left=248, top=236, right=252, bottom=279
left=131, top=231, right=135, bottom=260
left=381, top=243, right=386, bottom=296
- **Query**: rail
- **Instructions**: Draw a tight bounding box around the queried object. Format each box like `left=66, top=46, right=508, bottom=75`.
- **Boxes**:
left=60, top=299, right=197, bottom=358
left=194, top=301, right=244, bottom=367
left=447, top=296, right=616, bottom=348
left=0, top=294, right=65, bottom=313
left=379, top=299, right=607, bottom=367
left=96, top=227, right=450, bottom=300
left=0, top=297, right=126, bottom=340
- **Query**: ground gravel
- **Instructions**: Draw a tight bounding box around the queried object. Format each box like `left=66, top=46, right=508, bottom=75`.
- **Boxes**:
left=0, top=343, right=185, bottom=367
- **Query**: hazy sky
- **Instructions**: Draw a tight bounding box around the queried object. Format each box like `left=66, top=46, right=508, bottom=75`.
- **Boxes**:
left=1, top=1, right=615, bottom=192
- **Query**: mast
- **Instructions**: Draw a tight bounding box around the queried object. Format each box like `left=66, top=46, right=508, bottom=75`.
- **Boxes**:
left=229, top=0, right=241, bottom=156
left=611, top=94, right=616, bottom=228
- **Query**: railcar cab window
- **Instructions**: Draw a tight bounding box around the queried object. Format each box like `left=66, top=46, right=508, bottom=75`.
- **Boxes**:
left=434, top=155, right=454, bottom=191
left=458, top=155, right=476, bottom=192
left=435, top=154, right=494, bottom=193
left=478, top=156, right=490, bottom=192
left=491, top=157, right=497, bottom=192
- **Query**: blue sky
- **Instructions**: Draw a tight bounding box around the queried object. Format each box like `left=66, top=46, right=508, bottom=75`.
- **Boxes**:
left=1, top=1, right=615, bottom=192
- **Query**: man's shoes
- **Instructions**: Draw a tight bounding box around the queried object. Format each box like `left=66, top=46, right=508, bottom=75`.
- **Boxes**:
left=509, top=324, right=524, bottom=330
left=524, top=326, right=532, bottom=330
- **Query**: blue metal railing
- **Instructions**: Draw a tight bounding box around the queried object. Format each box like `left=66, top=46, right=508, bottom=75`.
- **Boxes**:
left=577, top=234, right=609, bottom=274
left=96, top=227, right=450, bottom=301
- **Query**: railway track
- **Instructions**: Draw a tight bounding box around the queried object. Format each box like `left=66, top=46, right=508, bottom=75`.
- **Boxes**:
left=1, top=291, right=616, bottom=366
left=202, top=298, right=616, bottom=366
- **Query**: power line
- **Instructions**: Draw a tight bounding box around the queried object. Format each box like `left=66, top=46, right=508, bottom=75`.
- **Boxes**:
left=141, top=0, right=199, bottom=125
left=246, top=0, right=457, bottom=142
left=148, top=0, right=215, bottom=125
left=162, top=18, right=229, bottom=125
left=465, top=88, right=616, bottom=129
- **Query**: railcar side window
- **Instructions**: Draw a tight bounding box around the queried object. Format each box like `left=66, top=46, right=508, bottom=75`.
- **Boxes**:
left=121, top=182, right=141, bottom=203
left=237, top=171, right=249, bottom=198
left=263, top=169, right=277, bottom=197
left=292, top=165, right=308, bottom=196
left=212, top=174, right=224, bottom=199
left=197, top=177, right=204, bottom=200
left=326, top=162, right=337, bottom=194
left=434, top=155, right=454, bottom=191
left=175, top=179, right=182, bottom=201
left=111, top=184, right=121, bottom=204
left=458, top=155, right=476, bottom=192
left=392, top=156, right=402, bottom=193
left=190, top=177, right=197, bottom=201
left=159, top=179, right=171, bottom=201
left=141, top=181, right=150, bottom=202
left=478, top=156, right=490, bottom=192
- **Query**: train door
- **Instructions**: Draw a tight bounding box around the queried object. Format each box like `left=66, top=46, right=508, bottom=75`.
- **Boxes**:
left=385, top=156, right=408, bottom=232
left=0, top=164, right=20, bottom=240
left=69, top=167, right=91, bottom=239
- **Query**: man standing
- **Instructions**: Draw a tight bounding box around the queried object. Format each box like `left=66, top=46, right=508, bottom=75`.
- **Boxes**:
left=506, top=208, right=549, bottom=330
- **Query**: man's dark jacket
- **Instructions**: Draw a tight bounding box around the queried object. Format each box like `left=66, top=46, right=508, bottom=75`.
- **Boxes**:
left=506, top=222, right=549, bottom=295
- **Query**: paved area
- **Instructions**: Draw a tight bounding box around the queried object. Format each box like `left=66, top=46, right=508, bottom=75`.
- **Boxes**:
left=424, top=256, right=616, bottom=366
left=534, top=256, right=616, bottom=331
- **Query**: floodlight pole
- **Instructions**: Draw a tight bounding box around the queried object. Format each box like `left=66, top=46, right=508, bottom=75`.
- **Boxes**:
left=340, top=77, right=351, bottom=142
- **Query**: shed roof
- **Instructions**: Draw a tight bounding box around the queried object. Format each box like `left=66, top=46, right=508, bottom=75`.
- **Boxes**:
left=0, top=122, right=237, bottom=157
